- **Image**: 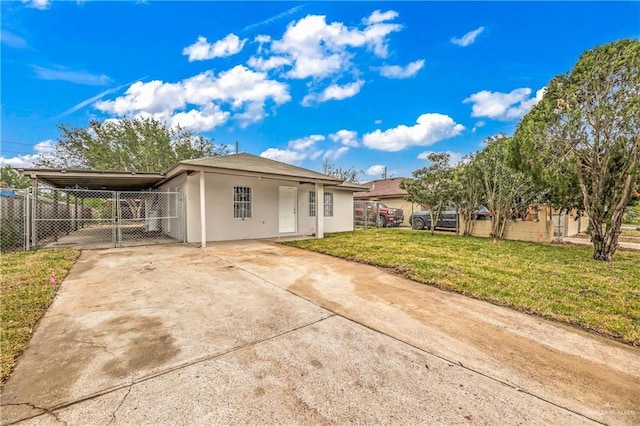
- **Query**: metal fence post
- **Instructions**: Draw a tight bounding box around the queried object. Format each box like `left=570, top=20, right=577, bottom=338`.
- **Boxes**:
left=113, top=191, right=118, bottom=248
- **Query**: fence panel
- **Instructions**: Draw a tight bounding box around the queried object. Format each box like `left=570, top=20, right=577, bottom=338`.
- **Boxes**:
left=117, top=191, right=183, bottom=247
left=33, top=188, right=116, bottom=249
left=30, top=188, right=184, bottom=250
left=0, top=188, right=29, bottom=252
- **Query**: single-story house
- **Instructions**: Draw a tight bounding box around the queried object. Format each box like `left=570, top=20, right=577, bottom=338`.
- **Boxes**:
left=19, top=153, right=368, bottom=248
left=353, top=177, right=423, bottom=226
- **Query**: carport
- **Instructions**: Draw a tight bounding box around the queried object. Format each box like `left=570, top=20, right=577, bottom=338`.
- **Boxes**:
left=18, top=168, right=183, bottom=249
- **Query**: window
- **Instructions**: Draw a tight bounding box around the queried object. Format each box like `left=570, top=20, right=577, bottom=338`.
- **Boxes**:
left=324, top=192, right=333, bottom=217
left=233, top=186, right=252, bottom=218
left=309, top=191, right=316, bottom=217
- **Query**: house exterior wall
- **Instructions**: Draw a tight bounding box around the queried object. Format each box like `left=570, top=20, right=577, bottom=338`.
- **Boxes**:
left=378, top=198, right=424, bottom=226
left=169, top=172, right=354, bottom=243
left=159, top=172, right=187, bottom=241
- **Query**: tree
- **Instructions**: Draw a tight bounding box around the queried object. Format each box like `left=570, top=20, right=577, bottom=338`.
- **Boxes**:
left=475, top=135, right=539, bottom=240
left=321, top=159, right=362, bottom=183
left=36, top=116, right=228, bottom=172
left=0, top=166, right=31, bottom=188
left=452, top=155, right=483, bottom=236
left=401, top=152, right=456, bottom=235
left=511, top=39, right=640, bottom=261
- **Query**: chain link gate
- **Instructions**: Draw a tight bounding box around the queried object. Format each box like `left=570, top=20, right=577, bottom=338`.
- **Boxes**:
left=30, top=188, right=184, bottom=250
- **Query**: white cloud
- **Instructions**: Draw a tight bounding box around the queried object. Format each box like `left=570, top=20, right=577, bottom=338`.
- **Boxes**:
left=451, top=26, right=485, bottom=47
left=463, top=87, right=545, bottom=121
left=363, top=113, right=465, bottom=152
left=263, top=12, right=402, bottom=80
left=417, top=150, right=466, bottom=166
left=364, top=10, right=399, bottom=25
left=95, top=65, right=290, bottom=130
left=22, top=0, right=49, bottom=10
left=323, top=146, right=349, bottom=161
left=260, top=148, right=307, bottom=165
left=169, top=106, right=230, bottom=132
left=32, top=66, right=111, bottom=86
left=1, top=30, right=28, bottom=48
left=183, top=34, right=247, bottom=61
left=247, top=55, right=290, bottom=72
left=288, top=134, right=324, bottom=150
left=471, top=120, right=486, bottom=133
left=329, top=129, right=359, bottom=147
left=34, top=139, right=56, bottom=154
left=365, top=164, right=386, bottom=176
left=302, top=80, right=364, bottom=106
left=0, top=139, right=56, bottom=168
left=379, top=59, right=424, bottom=79
left=374, top=119, right=382, bottom=125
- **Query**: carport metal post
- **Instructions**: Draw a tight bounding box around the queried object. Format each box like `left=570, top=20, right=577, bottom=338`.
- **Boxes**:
left=315, top=181, right=324, bottom=239
left=200, top=171, right=206, bottom=248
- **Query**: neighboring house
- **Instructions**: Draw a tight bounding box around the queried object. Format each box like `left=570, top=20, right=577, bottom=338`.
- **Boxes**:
left=19, top=153, right=367, bottom=248
left=353, top=177, right=423, bottom=226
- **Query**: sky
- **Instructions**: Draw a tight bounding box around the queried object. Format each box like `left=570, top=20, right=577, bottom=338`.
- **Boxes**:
left=2, top=1, right=639, bottom=180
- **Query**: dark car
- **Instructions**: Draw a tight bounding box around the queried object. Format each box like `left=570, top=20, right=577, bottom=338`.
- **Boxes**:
left=410, top=209, right=491, bottom=231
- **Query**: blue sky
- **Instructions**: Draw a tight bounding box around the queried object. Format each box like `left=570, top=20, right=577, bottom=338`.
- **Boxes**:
left=2, top=1, right=639, bottom=180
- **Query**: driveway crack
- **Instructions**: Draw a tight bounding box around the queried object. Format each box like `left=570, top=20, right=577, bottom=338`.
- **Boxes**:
left=71, top=338, right=117, bottom=358
left=106, top=385, right=132, bottom=426
left=1, top=402, right=67, bottom=425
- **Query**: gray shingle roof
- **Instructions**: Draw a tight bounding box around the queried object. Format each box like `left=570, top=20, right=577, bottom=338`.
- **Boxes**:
left=176, top=153, right=342, bottom=182
left=353, top=177, right=408, bottom=199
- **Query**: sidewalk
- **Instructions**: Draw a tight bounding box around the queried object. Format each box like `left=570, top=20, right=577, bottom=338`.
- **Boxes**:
left=562, top=236, right=640, bottom=251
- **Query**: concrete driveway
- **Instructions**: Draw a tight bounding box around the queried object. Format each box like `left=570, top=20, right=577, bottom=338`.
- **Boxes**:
left=1, top=241, right=638, bottom=425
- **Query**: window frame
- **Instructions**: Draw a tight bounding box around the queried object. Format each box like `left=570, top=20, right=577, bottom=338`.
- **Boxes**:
left=309, top=191, right=316, bottom=217
left=324, top=192, right=333, bottom=217
left=233, top=186, right=252, bottom=219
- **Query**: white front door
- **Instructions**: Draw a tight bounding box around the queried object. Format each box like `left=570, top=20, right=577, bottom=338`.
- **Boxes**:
left=279, top=186, right=297, bottom=233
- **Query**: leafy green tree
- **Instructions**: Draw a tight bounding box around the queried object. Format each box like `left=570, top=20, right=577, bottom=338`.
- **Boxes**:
left=0, top=166, right=31, bottom=188
left=475, top=135, right=539, bottom=240
left=36, top=117, right=227, bottom=172
left=511, top=39, right=640, bottom=261
left=452, top=155, right=483, bottom=236
left=401, top=152, right=457, bottom=235
left=321, top=159, right=362, bottom=183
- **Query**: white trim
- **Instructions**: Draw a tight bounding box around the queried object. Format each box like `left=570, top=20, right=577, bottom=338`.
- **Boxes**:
left=200, top=171, right=206, bottom=248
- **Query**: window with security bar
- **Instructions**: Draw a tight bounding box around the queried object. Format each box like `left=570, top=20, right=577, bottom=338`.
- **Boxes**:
left=233, top=186, right=252, bottom=218
left=324, top=192, right=333, bottom=217
left=309, top=191, right=316, bottom=217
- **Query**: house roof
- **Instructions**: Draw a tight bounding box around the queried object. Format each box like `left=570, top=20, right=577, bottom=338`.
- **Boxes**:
left=353, top=177, right=408, bottom=199
left=166, top=152, right=343, bottom=184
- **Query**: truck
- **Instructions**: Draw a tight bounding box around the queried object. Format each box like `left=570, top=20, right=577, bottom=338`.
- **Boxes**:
left=354, top=201, right=404, bottom=227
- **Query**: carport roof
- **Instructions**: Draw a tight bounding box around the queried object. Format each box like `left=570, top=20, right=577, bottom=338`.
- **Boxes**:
left=18, top=168, right=165, bottom=191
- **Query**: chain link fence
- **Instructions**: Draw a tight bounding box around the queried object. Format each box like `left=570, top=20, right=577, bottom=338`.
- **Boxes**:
left=0, top=188, right=29, bottom=252
left=354, top=200, right=404, bottom=228
left=1, top=187, right=184, bottom=251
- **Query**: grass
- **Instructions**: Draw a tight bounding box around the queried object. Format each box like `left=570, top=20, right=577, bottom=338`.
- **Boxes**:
left=1, top=249, right=80, bottom=381
left=285, top=229, right=640, bottom=346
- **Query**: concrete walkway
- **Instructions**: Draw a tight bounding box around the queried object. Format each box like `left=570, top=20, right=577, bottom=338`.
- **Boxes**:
left=562, top=236, right=640, bottom=251
left=1, top=242, right=638, bottom=425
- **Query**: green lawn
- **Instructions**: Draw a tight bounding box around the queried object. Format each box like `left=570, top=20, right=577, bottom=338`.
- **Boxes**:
left=285, top=229, right=640, bottom=346
left=1, top=249, right=80, bottom=381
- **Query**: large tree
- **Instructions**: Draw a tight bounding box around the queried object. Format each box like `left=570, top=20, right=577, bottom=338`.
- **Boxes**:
left=36, top=117, right=227, bottom=172
left=0, top=166, right=31, bottom=189
left=474, top=135, right=539, bottom=240
left=510, top=39, right=640, bottom=261
left=401, top=152, right=457, bottom=235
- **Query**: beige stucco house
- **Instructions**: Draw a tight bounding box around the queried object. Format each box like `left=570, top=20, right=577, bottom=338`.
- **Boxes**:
left=159, top=153, right=364, bottom=246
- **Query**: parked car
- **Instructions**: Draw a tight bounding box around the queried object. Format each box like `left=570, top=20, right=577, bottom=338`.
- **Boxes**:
left=410, top=209, right=491, bottom=231
left=354, top=201, right=404, bottom=227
